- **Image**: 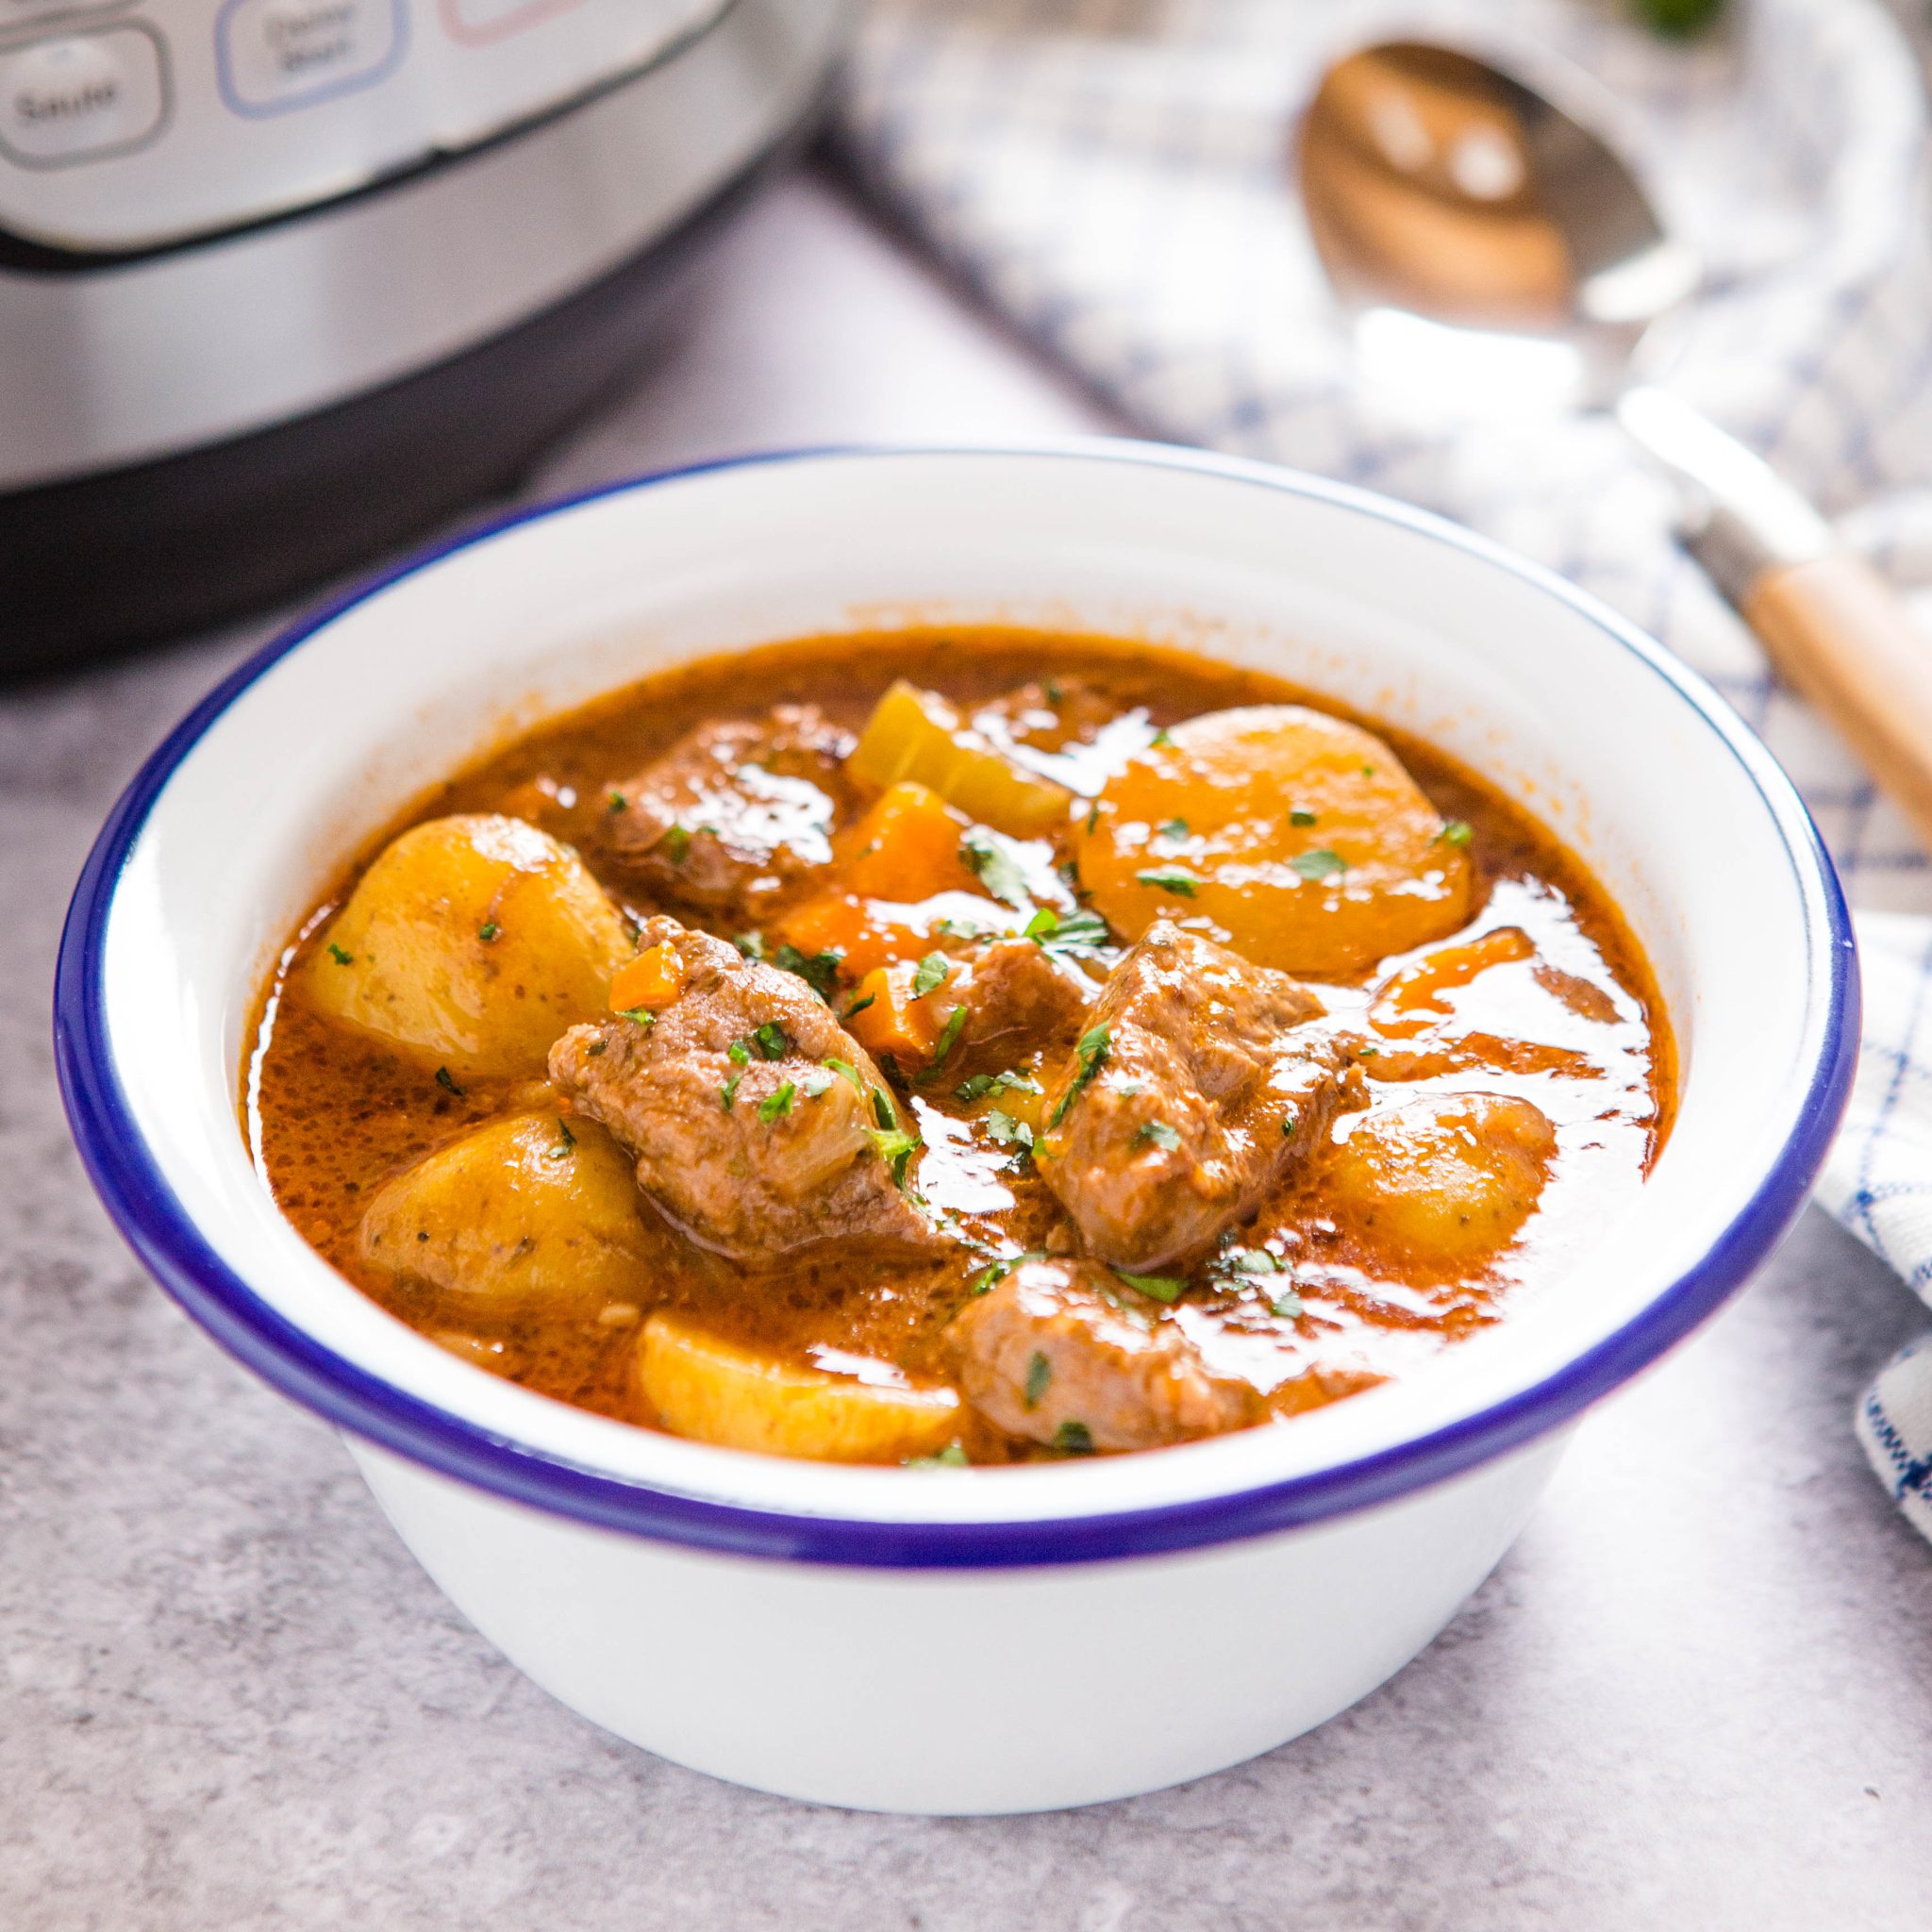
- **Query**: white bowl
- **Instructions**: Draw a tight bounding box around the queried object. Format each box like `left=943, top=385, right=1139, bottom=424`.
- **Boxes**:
left=57, top=444, right=1856, bottom=1814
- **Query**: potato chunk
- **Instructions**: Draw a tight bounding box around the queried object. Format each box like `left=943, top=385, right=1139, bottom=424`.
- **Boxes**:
left=849, top=680, right=1073, bottom=837
left=1074, top=706, right=1473, bottom=976
left=309, top=813, right=633, bottom=1076
left=1324, top=1093, right=1557, bottom=1272
left=638, top=1312, right=960, bottom=1463
left=359, top=1112, right=656, bottom=1323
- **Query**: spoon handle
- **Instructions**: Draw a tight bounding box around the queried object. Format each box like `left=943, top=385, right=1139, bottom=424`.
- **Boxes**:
left=1741, top=555, right=1932, bottom=853
left=1619, top=387, right=1932, bottom=854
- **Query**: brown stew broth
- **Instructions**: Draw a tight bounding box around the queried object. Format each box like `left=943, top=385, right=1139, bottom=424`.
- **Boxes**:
left=245, top=629, right=1674, bottom=1455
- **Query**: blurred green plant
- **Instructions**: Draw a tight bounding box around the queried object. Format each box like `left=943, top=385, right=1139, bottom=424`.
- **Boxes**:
left=1634, top=0, right=1725, bottom=35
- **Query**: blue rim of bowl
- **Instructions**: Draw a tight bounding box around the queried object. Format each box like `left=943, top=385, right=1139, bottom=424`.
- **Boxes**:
left=54, top=441, right=1859, bottom=1570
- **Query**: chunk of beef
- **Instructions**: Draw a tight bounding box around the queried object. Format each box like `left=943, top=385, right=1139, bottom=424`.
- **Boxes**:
left=548, top=917, right=937, bottom=1263
left=605, top=706, right=856, bottom=918
left=946, top=1257, right=1260, bottom=1451
left=1038, top=921, right=1357, bottom=1271
left=970, top=676, right=1150, bottom=795
left=973, top=677, right=1123, bottom=756
left=957, top=937, right=1094, bottom=1062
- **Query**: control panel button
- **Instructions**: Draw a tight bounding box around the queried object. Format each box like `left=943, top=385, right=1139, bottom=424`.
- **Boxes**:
left=217, top=0, right=403, bottom=115
left=0, top=25, right=165, bottom=166
left=441, top=0, right=581, bottom=47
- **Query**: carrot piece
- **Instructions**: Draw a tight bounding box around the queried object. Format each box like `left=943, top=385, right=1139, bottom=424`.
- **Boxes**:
left=844, top=961, right=956, bottom=1063
left=780, top=888, right=990, bottom=979
left=609, top=942, right=686, bottom=1014
left=833, top=781, right=978, bottom=900
left=779, top=892, right=876, bottom=964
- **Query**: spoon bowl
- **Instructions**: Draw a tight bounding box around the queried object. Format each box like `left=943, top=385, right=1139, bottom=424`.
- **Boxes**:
left=1299, top=41, right=1700, bottom=409
left=1297, top=35, right=1932, bottom=857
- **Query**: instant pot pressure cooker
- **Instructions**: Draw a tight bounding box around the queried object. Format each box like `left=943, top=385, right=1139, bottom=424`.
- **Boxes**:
left=0, top=0, right=852, bottom=672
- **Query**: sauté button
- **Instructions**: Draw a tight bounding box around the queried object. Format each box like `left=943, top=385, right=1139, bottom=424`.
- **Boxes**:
left=0, top=25, right=165, bottom=166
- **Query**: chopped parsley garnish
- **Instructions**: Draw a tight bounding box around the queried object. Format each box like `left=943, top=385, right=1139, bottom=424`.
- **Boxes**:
left=1360, top=763, right=1375, bottom=777
left=774, top=942, right=842, bottom=998
left=758, top=1081, right=796, bottom=1124
left=325, top=942, right=354, bottom=965
left=986, top=1109, right=1033, bottom=1152
left=1282, top=1108, right=1299, bottom=1134
left=1048, top=1024, right=1110, bottom=1129
left=873, top=1086, right=900, bottom=1130
left=907, top=1443, right=970, bottom=1470
left=1150, top=726, right=1174, bottom=747
left=844, top=993, right=876, bottom=1021
left=960, top=828, right=1030, bottom=908
left=911, top=951, right=950, bottom=999
left=824, top=1058, right=866, bottom=1093
left=1291, top=848, right=1346, bottom=882
left=1157, top=817, right=1190, bottom=841
left=869, top=1125, right=920, bottom=1186
left=734, top=931, right=767, bottom=962
left=1133, top=1119, right=1181, bottom=1152
left=970, top=1249, right=1047, bottom=1295
left=434, top=1066, right=465, bottom=1097
left=1136, top=866, right=1203, bottom=897
left=1210, top=1246, right=1302, bottom=1317
left=752, top=1021, right=790, bottom=1060
left=1026, top=907, right=1110, bottom=955
left=1290, top=808, right=1319, bottom=827
left=1357, top=1044, right=1380, bottom=1058
left=660, top=825, right=691, bottom=863
left=1054, top=1420, right=1094, bottom=1456
left=615, top=1007, right=656, bottom=1027
left=608, top=791, right=626, bottom=813
left=1044, top=678, right=1064, bottom=706
left=1437, top=819, right=1473, bottom=847
left=1220, top=1246, right=1280, bottom=1279
left=1085, top=804, right=1101, bottom=836
left=720, top=1073, right=741, bottom=1112
left=1114, top=1269, right=1184, bottom=1304
left=478, top=922, right=500, bottom=943
left=957, top=1068, right=1043, bottom=1104
left=551, top=1117, right=576, bottom=1158
left=929, top=1004, right=969, bottom=1071
left=727, top=1040, right=751, bottom=1066
left=1023, top=1351, right=1053, bottom=1408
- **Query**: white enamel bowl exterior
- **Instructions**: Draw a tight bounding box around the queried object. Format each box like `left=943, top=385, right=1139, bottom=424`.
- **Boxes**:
left=57, top=445, right=1855, bottom=1813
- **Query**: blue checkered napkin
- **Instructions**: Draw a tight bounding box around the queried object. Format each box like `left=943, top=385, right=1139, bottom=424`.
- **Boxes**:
left=839, top=0, right=1932, bottom=1540
left=1858, top=1337, right=1932, bottom=1542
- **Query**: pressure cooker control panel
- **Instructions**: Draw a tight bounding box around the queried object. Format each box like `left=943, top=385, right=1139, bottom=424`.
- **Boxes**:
left=0, top=0, right=732, bottom=252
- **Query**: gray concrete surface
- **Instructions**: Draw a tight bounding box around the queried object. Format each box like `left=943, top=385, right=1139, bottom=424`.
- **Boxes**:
left=5, top=174, right=1930, bottom=1930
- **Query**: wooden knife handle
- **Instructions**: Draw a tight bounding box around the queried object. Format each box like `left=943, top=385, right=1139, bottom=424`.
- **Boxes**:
left=1742, top=549, right=1932, bottom=854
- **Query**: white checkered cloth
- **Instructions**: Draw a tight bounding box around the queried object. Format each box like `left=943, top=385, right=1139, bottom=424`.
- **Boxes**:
left=839, top=0, right=1932, bottom=1541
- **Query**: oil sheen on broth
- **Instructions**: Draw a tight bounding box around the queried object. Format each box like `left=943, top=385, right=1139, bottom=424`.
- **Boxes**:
left=244, top=629, right=1674, bottom=1465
